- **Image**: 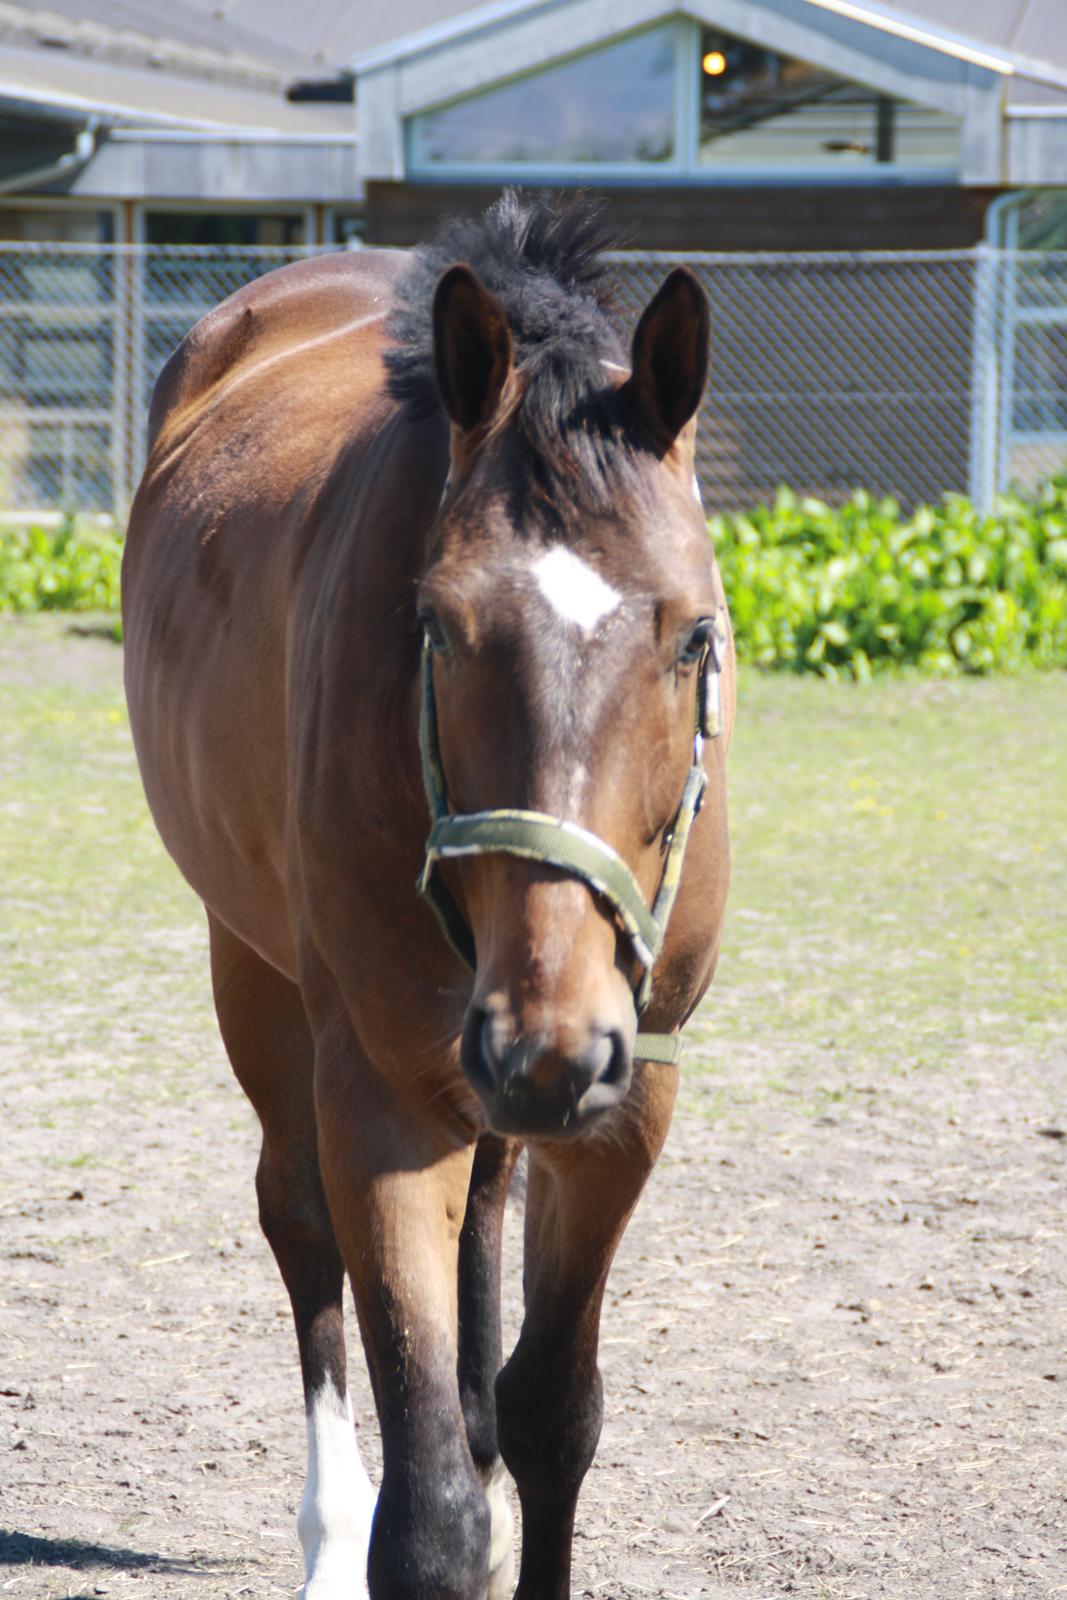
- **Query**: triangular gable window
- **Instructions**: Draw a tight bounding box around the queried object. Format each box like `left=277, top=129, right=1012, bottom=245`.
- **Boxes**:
left=410, top=24, right=677, bottom=167
left=698, top=27, right=958, bottom=169
left=407, top=19, right=959, bottom=176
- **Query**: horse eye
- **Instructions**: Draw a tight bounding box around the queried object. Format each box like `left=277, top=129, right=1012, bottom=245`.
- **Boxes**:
left=678, top=617, right=714, bottom=665
left=419, top=613, right=449, bottom=654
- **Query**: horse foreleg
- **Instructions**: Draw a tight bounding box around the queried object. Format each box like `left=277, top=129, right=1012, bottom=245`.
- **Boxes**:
left=208, top=915, right=374, bottom=1598
left=312, top=1010, right=489, bottom=1600
left=496, top=1066, right=679, bottom=1600
left=457, top=1134, right=520, bottom=1599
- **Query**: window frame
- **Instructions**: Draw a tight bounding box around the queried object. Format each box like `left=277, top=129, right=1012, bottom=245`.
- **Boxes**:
left=404, top=17, right=960, bottom=185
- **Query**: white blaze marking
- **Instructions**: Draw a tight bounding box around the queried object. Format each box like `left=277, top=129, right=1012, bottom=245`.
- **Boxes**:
left=532, top=546, right=621, bottom=635
left=691, top=473, right=704, bottom=507
left=298, top=1385, right=376, bottom=1600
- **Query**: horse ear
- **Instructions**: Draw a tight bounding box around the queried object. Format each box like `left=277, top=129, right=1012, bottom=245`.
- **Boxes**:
left=625, top=267, right=709, bottom=450
left=433, top=263, right=514, bottom=432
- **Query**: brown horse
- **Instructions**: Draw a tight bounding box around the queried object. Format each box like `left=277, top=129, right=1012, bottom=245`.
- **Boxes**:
left=123, top=192, right=734, bottom=1600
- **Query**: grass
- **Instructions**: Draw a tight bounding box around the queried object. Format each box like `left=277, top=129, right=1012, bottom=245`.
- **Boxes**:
left=1, top=615, right=1064, bottom=1123
left=687, top=668, right=1067, bottom=1110
left=0, top=616, right=216, bottom=1095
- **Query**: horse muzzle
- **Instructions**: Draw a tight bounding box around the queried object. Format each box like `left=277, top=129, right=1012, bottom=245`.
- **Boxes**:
left=461, top=1003, right=633, bottom=1136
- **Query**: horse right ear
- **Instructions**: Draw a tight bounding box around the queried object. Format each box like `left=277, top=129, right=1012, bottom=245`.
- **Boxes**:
left=625, top=266, right=709, bottom=452
left=433, top=264, right=514, bottom=433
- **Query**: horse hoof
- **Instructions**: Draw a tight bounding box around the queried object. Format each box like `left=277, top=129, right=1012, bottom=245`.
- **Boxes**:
left=301, top=1544, right=369, bottom=1600
left=487, top=1545, right=515, bottom=1600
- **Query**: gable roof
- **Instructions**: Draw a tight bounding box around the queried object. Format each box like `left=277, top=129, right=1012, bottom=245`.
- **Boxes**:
left=799, top=0, right=1067, bottom=96
left=347, top=0, right=1067, bottom=99
left=0, top=0, right=350, bottom=133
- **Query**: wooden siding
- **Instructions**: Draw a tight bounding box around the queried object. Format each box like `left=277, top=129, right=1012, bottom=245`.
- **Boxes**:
left=365, top=181, right=996, bottom=251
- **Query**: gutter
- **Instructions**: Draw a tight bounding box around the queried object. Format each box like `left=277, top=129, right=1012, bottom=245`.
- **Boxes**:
left=0, top=118, right=99, bottom=194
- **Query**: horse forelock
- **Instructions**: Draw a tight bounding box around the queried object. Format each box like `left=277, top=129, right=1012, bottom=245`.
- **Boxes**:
left=385, top=189, right=644, bottom=515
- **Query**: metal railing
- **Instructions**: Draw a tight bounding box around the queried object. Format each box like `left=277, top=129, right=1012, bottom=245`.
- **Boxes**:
left=0, top=242, right=1063, bottom=519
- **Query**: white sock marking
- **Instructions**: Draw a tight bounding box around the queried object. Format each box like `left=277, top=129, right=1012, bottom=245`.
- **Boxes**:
left=298, top=1385, right=376, bottom=1600
left=532, top=546, right=621, bottom=635
left=486, top=1464, right=516, bottom=1599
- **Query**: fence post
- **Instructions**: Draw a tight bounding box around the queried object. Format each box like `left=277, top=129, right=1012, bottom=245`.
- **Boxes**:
left=111, top=243, right=130, bottom=520
left=968, top=243, right=1000, bottom=515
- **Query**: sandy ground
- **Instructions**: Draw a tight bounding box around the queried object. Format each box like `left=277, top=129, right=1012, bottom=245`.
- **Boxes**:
left=2, top=625, right=1066, bottom=1600
left=5, top=1043, right=1066, bottom=1600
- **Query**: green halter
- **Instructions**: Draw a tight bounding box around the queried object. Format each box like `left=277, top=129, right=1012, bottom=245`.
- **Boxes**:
left=416, top=612, right=727, bottom=1066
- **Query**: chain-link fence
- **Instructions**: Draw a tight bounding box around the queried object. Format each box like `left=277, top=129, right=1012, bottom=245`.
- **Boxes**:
left=1, top=242, right=1064, bottom=519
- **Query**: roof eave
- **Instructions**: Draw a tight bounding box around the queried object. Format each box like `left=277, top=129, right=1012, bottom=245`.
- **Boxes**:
left=350, top=0, right=1067, bottom=103
left=350, top=0, right=545, bottom=72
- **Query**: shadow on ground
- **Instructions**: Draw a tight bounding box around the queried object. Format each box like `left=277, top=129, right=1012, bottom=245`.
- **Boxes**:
left=0, top=1529, right=233, bottom=1576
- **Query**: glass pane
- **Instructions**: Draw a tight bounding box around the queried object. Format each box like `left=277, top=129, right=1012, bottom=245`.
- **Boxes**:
left=1012, top=323, right=1067, bottom=433
left=23, top=330, right=112, bottom=404
left=0, top=208, right=113, bottom=243
left=414, top=24, right=675, bottom=165
left=0, top=251, right=114, bottom=309
left=1, top=422, right=113, bottom=512
left=1012, top=252, right=1067, bottom=312
left=144, top=213, right=306, bottom=246
left=332, top=212, right=366, bottom=246
left=892, top=104, right=961, bottom=168
left=697, top=28, right=958, bottom=169
left=1015, top=191, right=1067, bottom=251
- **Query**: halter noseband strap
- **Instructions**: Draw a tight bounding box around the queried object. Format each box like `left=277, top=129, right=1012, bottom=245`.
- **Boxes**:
left=415, top=612, right=727, bottom=1066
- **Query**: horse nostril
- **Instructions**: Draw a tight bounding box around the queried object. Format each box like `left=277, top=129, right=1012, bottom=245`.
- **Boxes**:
left=577, top=1029, right=632, bottom=1115
left=600, top=1029, right=631, bottom=1090
left=465, top=1008, right=543, bottom=1091
left=480, top=1011, right=502, bottom=1082
left=461, top=1007, right=632, bottom=1128
left=584, top=1031, right=614, bottom=1084
left=460, top=1005, right=500, bottom=1095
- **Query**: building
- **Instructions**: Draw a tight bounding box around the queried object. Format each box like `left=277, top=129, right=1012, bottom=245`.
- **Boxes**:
left=0, top=1, right=1065, bottom=248
left=353, top=0, right=1067, bottom=251
left=0, top=1, right=360, bottom=247
left=0, top=3, right=1065, bottom=513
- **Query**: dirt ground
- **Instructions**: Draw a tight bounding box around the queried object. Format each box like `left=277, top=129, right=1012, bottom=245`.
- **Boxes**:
left=2, top=624, right=1066, bottom=1600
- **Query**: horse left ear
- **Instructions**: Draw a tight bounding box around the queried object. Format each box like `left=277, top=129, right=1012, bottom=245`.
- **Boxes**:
left=625, top=267, right=709, bottom=451
left=433, top=263, right=514, bottom=433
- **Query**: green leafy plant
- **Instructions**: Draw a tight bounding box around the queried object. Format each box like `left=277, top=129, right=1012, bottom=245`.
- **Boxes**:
left=6, top=477, right=1067, bottom=680
left=0, top=518, right=123, bottom=615
left=711, top=476, right=1067, bottom=678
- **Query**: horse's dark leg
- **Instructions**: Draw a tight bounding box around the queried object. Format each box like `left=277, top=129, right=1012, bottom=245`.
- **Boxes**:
left=457, top=1134, right=520, bottom=1598
left=496, top=1067, right=679, bottom=1600
left=309, top=993, right=489, bottom=1600
left=208, top=914, right=374, bottom=1598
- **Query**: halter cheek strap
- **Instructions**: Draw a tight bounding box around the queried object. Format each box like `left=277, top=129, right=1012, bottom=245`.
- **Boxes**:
left=415, top=612, right=728, bottom=1065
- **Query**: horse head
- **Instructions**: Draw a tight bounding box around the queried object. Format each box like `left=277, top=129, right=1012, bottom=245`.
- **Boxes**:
left=416, top=257, right=718, bottom=1138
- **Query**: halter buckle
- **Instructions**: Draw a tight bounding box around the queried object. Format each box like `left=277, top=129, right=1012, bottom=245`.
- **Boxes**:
left=699, top=611, right=729, bottom=740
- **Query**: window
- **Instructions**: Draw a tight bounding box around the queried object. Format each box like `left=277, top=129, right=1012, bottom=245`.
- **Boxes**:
left=332, top=211, right=367, bottom=247
left=411, top=24, right=676, bottom=167
left=0, top=207, right=114, bottom=244
left=697, top=27, right=959, bottom=170
left=143, top=213, right=306, bottom=247
left=406, top=19, right=960, bottom=178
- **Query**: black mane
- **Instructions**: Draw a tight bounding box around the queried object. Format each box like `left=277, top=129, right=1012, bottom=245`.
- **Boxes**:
left=385, top=190, right=633, bottom=511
